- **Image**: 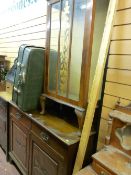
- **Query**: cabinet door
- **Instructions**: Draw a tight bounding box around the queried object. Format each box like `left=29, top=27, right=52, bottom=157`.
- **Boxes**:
left=29, top=132, right=64, bottom=175
left=45, top=0, right=95, bottom=108
left=10, top=116, right=29, bottom=174
left=0, top=117, right=6, bottom=150
left=0, top=98, right=7, bottom=151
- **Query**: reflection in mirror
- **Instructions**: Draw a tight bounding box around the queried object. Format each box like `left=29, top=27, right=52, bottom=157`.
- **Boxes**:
left=46, top=0, right=95, bottom=110
left=58, top=0, right=72, bottom=97
left=48, top=2, right=60, bottom=93
left=115, top=125, right=131, bottom=150
left=69, top=0, right=88, bottom=100
left=48, top=0, right=88, bottom=101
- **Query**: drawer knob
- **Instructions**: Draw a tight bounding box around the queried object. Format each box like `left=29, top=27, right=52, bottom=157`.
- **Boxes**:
left=16, top=113, right=22, bottom=119
left=40, top=132, right=49, bottom=142
left=100, top=171, right=107, bottom=175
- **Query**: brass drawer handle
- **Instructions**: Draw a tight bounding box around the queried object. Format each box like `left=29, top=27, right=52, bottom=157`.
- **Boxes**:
left=40, top=132, right=49, bottom=142
left=15, top=112, right=22, bottom=119
left=99, top=171, right=108, bottom=175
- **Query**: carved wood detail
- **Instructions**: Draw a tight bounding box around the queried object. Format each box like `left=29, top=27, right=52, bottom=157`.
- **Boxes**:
left=75, top=109, right=85, bottom=130
left=40, top=95, right=46, bottom=115
left=105, top=118, right=113, bottom=145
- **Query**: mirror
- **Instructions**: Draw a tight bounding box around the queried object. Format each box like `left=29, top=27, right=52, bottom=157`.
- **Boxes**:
left=45, top=0, right=95, bottom=108
left=115, top=125, right=131, bottom=151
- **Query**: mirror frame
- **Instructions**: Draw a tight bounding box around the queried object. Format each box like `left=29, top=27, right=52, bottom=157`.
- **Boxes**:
left=44, top=0, right=96, bottom=109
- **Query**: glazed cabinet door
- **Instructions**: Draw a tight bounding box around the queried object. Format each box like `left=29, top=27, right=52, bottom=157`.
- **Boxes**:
left=9, top=105, right=31, bottom=175
left=45, top=0, right=95, bottom=108
left=0, top=98, right=7, bottom=151
left=29, top=131, right=64, bottom=175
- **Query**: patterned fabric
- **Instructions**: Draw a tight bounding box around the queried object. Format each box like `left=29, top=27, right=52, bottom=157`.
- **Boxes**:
left=59, top=0, right=70, bottom=94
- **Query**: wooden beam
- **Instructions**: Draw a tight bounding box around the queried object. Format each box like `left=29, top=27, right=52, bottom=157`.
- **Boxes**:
left=73, top=0, right=118, bottom=174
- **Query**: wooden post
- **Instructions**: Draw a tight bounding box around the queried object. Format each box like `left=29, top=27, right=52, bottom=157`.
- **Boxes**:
left=73, top=0, right=118, bottom=174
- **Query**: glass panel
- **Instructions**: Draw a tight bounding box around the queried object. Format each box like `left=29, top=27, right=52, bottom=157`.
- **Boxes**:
left=48, top=2, right=60, bottom=93
left=58, top=0, right=72, bottom=97
left=69, top=0, right=87, bottom=100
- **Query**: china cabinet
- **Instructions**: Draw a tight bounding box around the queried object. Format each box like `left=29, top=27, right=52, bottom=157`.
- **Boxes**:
left=8, top=103, right=80, bottom=175
left=41, top=0, right=95, bottom=129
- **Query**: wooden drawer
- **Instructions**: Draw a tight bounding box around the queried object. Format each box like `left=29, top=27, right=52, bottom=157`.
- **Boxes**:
left=92, top=161, right=113, bottom=175
left=9, top=105, right=31, bottom=130
left=32, top=123, right=66, bottom=158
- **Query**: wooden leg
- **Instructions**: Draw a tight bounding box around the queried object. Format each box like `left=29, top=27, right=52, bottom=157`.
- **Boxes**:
left=75, top=109, right=85, bottom=130
left=40, top=95, right=46, bottom=115
left=105, top=117, right=113, bottom=145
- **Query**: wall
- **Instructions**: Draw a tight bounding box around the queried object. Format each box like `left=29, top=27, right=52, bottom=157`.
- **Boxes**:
left=0, top=0, right=47, bottom=68
left=97, top=0, right=131, bottom=150
left=0, top=0, right=109, bottom=102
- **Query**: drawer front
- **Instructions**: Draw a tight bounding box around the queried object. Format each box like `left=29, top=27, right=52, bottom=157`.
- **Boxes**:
left=92, top=161, right=113, bottom=175
left=32, top=123, right=66, bottom=158
left=9, top=105, right=31, bottom=129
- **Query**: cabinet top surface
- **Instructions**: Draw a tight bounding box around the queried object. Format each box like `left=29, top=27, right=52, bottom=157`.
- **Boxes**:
left=92, top=146, right=131, bottom=175
left=9, top=101, right=80, bottom=145
left=0, top=91, right=12, bottom=102
left=31, top=111, right=81, bottom=145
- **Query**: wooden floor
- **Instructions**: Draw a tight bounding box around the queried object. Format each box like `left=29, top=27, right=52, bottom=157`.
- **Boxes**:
left=0, top=148, right=20, bottom=175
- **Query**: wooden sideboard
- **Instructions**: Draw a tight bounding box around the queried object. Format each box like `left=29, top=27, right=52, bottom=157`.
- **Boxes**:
left=8, top=103, right=80, bottom=175
left=0, top=91, right=99, bottom=175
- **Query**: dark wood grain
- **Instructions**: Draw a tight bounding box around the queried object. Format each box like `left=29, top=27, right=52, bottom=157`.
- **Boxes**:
left=0, top=97, right=7, bottom=152
left=79, top=0, right=96, bottom=108
left=8, top=103, right=79, bottom=175
left=29, top=131, right=64, bottom=175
